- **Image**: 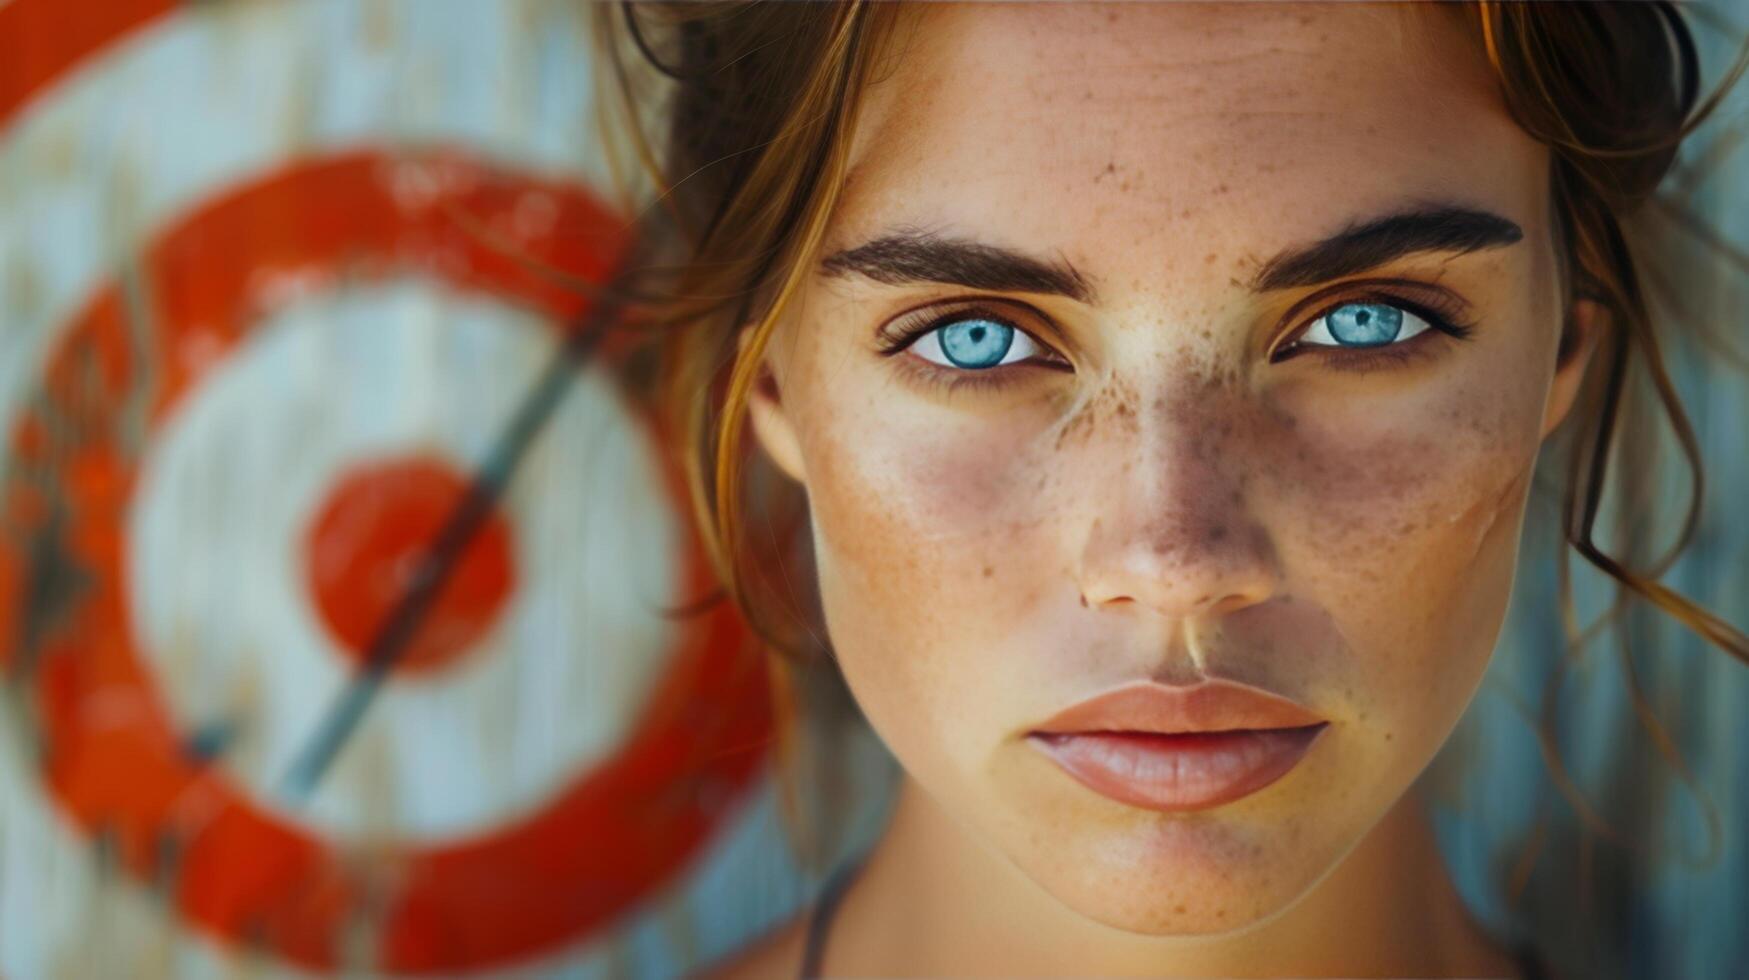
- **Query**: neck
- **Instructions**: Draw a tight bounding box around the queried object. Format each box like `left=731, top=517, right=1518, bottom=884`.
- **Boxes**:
left=822, top=777, right=1518, bottom=978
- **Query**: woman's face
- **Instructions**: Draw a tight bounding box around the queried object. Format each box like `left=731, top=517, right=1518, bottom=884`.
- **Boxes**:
left=750, top=2, right=1593, bottom=934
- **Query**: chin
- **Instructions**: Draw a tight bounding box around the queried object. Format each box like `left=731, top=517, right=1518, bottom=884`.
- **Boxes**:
left=1013, top=812, right=1349, bottom=937
left=967, top=739, right=1386, bottom=938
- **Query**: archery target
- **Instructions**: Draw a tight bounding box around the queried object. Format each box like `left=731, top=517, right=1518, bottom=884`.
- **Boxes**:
left=129, top=277, right=682, bottom=842
left=0, top=1, right=796, bottom=976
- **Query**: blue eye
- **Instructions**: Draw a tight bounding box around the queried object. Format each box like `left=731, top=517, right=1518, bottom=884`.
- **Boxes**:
left=1299, top=302, right=1431, bottom=349
left=913, top=316, right=1045, bottom=370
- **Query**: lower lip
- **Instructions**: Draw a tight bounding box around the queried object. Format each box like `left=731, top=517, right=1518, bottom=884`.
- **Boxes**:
left=1027, top=724, right=1328, bottom=813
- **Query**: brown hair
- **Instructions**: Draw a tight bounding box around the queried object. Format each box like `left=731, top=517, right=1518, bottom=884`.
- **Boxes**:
left=590, top=3, right=904, bottom=657
left=584, top=0, right=1748, bottom=880
left=1462, top=0, right=1747, bottom=881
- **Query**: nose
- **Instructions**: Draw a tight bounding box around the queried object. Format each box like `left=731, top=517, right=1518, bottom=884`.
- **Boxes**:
left=1075, top=389, right=1280, bottom=619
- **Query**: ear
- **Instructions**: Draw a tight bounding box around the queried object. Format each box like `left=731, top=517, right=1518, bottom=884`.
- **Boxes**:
left=1541, top=297, right=1607, bottom=440
left=743, top=329, right=809, bottom=485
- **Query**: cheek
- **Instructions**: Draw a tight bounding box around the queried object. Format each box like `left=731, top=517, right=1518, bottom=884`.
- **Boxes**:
left=1258, top=377, right=1543, bottom=724
left=1281, top=415, right=1528, bottom=594
left=796, top=391, right=1064, bottom=747
left=806, top=404, right=1050, bottom=584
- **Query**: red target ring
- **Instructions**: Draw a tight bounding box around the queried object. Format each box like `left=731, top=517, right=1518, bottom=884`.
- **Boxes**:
left=0, top=150, right=771, bottom=972
left=0, top=0, right=174, bottom=129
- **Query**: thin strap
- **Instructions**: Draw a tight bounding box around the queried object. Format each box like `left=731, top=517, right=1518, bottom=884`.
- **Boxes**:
left=1512, top=942, right=1551, bottom=980
left=798, top=857, right=866, bottom=980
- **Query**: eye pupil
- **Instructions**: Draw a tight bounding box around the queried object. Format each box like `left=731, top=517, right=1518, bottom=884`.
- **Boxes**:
left=1327, top=302, right=1402, bottom=346
left=939, top=318, right=1014, bottom=368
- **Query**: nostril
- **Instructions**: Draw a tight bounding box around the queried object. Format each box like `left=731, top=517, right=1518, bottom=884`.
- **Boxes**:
left=1207, top=592, right=1264, bottom=618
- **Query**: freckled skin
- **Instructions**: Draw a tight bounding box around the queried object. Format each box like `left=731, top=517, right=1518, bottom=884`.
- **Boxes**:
left=744, top=2, right=1588, bottom=974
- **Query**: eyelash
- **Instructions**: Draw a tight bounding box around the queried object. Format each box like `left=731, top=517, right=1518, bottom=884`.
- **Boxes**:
left=875, top=288, right=1477, bottom=392
left=874, top=302, right=1070, bottom=393
left=1270, top=291, right=1477, bottom=375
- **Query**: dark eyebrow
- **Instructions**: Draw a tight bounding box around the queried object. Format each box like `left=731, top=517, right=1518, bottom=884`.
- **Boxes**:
left=818, top=228, right=1095, bottom=304
left=816, top=208, right=1520, bottom=305
left=1252, top=206, right=1523, bottom=291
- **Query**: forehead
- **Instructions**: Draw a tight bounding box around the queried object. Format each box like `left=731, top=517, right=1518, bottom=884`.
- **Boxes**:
left=833, top=2, right=1546, bottom=281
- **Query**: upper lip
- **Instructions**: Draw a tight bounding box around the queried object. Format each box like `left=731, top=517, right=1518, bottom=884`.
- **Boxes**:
left=1029, top=678, right=1325, bottom=736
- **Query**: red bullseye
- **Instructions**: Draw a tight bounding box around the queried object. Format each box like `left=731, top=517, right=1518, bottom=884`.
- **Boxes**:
left=305, top=456, right=515, bottom=676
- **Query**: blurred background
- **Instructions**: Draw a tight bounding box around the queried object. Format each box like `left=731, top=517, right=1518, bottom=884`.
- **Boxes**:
left=0, top=2, right=1744, bottom=979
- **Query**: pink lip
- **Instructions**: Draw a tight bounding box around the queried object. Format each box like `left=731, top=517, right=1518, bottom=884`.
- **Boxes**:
left=1026, top=679, right=1329, bottom=812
